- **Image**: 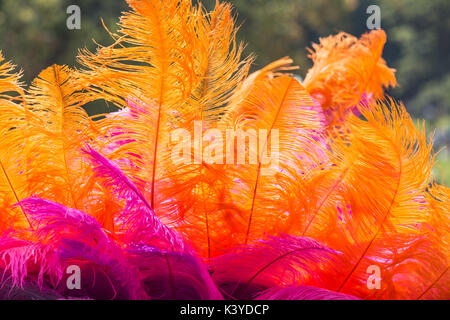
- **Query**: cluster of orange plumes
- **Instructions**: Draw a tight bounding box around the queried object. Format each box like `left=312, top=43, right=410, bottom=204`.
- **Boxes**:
left=0, top=0, right=448, bottom=300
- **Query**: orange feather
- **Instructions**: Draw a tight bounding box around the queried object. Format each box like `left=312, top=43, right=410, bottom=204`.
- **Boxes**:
left=303, top=30, right=397, bottom=132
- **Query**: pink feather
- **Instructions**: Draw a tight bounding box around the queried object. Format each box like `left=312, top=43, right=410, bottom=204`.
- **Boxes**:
left=211, top=235, right=342, bottom=299
left=83, top=145, right=186, bottom=251
left=10, top=197, right=144, bottom=299
left=127, top=245, right=223, bottom=300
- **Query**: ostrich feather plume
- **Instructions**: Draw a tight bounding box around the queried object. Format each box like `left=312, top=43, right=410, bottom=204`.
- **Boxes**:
left=0, top=0, right=447, bottom=300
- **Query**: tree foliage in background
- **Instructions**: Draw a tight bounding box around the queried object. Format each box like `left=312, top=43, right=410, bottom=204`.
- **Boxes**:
left=1, top=0, right=448, bottom=118
left=0, top=0, right=126, bottom=82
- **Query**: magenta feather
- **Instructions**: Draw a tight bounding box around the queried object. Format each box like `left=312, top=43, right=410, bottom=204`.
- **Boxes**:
left=57, top=239, right=143, bottom=299
left=83, top=145, right=186, bottom=251
left=11, top=197, right=144, bottom=299
left=127, top=245, right=223, bottom=300
left=210, top=235, right=341, bottom=299
left=0, top=238, right=62, bottom=289
left=17, top=197, right=108, bottom=247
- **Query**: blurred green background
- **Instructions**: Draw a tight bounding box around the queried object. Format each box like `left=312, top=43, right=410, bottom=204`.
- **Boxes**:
left=0, top=0, right=448, bottom=185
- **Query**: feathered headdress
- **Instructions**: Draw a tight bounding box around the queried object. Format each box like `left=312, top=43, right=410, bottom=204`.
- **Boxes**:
left=0, top=0, right=448, bottom=300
